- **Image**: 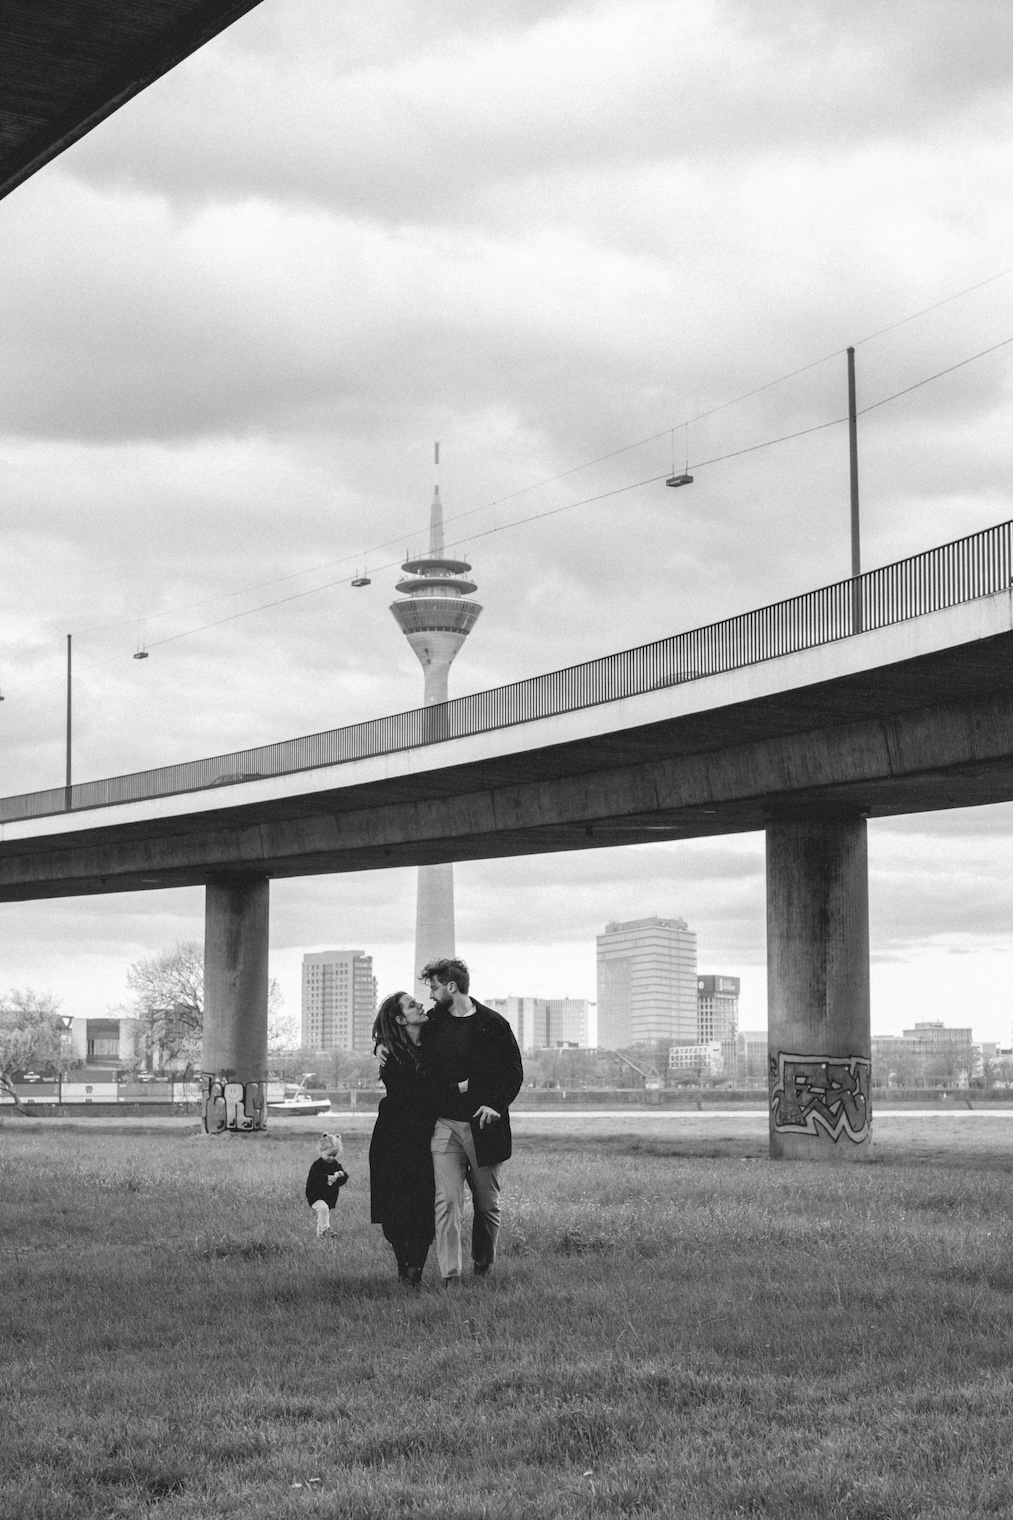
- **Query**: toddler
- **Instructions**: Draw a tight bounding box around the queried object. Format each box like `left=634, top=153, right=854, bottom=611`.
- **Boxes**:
left=305, top=1132, right=349, bottom=1237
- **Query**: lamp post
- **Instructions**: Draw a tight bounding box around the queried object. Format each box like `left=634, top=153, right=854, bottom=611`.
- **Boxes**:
left=847, top=347, right=862, bottom=633
left=64, top=633, right=72, bottom=810
left=58, top=1015, right=74, bottom=1074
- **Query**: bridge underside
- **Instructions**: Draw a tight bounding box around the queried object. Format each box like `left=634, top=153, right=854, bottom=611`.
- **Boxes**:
left=1, top=1, right=265, bottom=202
left=1, top=629, right=1011, bottom=902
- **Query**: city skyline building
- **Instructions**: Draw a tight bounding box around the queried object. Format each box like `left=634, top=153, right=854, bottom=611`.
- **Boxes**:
left=486, top=996, right=594, bottom=1051
left=63, top=1015, right=141, bottom=1069
left=669, top=1042, right=724, bottom=1078
left=301, top=950, right=377, bottom=1053
left=735, top=1029, right=768, bottom=1086
left=873, top=1021, right=977, bottom=1087
left=595, top=915, right=698, bottom=1048
left=697, top=974, right=740, bottom=1074
left=390, top=446, right=482, bottom=993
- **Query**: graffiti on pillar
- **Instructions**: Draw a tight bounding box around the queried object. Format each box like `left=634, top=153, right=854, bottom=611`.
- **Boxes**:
left=203, top=1075, right=228, bottom=1134
left=201, top=1074, right=268, bottom=1133
left=770, top=1052, right=871, bottom=1143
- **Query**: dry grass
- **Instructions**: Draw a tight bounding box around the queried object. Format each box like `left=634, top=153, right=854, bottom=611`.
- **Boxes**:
left=3, top=1120, right=1013, bottom=1518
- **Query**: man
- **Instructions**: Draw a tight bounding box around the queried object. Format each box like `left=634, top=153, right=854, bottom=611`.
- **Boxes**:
left=419, top=957, right=523, bottom=1285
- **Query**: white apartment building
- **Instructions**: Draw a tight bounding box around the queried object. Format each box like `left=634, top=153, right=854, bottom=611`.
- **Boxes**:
left=485, top=996, right=593, bottom=1051
left=668, top=1042, right=724, bottom=1078
left=66, top=1016, right=141, bottom=1068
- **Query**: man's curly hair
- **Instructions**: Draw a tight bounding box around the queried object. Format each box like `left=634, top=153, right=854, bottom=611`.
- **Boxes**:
left=419, top=957, right=470, bottom=994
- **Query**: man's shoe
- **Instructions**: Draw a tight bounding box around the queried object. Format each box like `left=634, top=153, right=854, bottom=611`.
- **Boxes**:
left=442, top=1275, right=461, bottom=1288
left=473, top=1263, right=491, bottom=1277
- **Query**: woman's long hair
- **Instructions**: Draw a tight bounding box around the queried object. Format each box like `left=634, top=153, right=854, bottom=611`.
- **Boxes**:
left=372, top=991, right=423, bottom=1068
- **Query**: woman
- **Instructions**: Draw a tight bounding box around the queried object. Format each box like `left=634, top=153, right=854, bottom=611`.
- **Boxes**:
left=368, top=991, right=436, bottom=1286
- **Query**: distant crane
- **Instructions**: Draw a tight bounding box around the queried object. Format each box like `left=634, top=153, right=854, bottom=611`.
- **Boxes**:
left=610, top=1050, right=664, bottom=1090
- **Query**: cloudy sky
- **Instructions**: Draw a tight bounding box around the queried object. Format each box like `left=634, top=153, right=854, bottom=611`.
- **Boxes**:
left=2, top=0, right=1012, bottom=1042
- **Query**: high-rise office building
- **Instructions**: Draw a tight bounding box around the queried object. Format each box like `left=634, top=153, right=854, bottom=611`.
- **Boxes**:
left=389, top=447, right=482, bottom=995
left=697, top=974, right=740, bottom=1073
left=595, top=916, right=698, bottom=1048
left=301, top=950, right=377, bottom=1053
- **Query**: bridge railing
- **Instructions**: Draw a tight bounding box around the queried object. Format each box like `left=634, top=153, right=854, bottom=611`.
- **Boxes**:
left=2, top=517, right=1010, bottom=825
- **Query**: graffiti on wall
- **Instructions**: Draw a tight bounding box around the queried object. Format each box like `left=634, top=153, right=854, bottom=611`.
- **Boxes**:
left=770, top=1051, right=871, bottom=1143
left=201, top=1074, right=268, bottom=1133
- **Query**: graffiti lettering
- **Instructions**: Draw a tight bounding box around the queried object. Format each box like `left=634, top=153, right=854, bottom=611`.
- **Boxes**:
left=201, top=1074, right=267, bottom=1133
left=770, top=1052, right=871, bottom=1143
left=203, top=1075, right=228, bottom=1134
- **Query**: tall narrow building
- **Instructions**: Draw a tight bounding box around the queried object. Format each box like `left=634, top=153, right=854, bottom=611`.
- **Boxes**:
left=301, top=950, right=377, bottom=1053
left=390, top=448, right=482, bottom=992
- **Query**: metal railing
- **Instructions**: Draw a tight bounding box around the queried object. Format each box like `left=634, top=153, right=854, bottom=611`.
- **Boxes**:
left=2, top=518, right=1010, bottom=826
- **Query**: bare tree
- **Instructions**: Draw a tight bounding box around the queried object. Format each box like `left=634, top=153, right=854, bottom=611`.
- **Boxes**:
left=267, top=998, right=298, bottom=1056
left=127, top=942, right=204, bottom=1070
left=926, top=1041, right=974, bottom=1091
left=0, top=988, right=62, bottom=1114
left=126, top=942, right=283, bottom=1072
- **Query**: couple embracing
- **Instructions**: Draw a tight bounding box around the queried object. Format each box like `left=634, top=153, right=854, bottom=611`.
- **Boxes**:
left=368, top=957, right=524, bottom=1287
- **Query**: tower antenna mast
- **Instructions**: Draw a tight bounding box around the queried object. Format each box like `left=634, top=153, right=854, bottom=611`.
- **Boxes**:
left=431, top=441, right=444, bottom=555
left=390, top=448, right=483, bottom=994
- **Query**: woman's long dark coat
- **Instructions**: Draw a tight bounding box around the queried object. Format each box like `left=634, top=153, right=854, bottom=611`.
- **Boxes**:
left=368, top=1050, right=436, bottom=1254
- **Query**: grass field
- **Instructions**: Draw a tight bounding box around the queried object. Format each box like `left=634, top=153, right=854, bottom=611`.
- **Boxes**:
left=4, top=1117, right=1013, bottom=1519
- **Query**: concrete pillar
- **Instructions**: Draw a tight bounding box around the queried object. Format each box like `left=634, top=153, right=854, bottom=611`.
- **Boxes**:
left=412, top=647, right=458, bottom=996
left=414, top=862, right=455, bottom=996
left=201, top=875, right=270, bottom=1134
left=766, top=817, right=872, bottom=1161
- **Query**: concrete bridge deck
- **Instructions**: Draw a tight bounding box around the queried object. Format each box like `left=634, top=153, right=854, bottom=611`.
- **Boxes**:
left=0, top=585, right=1010, bottom=902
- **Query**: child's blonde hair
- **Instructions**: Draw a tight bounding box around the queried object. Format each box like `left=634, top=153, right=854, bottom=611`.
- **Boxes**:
left=319, top=1132, right=343, bottom=1158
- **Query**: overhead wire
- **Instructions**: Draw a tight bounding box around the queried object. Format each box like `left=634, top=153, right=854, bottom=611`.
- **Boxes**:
left=73, top=260, right=1013, bottom=658
left=142, top=473, right=671, bottom=650
left=131, top=325, right=1013, bottom=654
left=687, top=331, right=1013, bottom=471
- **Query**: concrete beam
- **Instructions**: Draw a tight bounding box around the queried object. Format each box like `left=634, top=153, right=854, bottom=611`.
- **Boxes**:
left=1, top=685, right=1011, bottom=901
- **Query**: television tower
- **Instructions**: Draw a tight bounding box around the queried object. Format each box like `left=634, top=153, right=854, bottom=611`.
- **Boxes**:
left=390, top=445, right=482, bottom=992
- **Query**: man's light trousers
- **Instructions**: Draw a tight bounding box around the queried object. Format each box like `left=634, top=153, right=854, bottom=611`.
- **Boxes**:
left=431, top=1118, right=503, bottom=1279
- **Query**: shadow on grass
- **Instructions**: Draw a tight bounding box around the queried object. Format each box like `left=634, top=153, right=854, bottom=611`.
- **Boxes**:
left=518, top=1134, right=1013, bottom=1176
left=195, top=1238, right=287, bottom=1261
left=91, top=1464, right=187, bottom=1501
left=519, top=1135, right=766, bottom=1161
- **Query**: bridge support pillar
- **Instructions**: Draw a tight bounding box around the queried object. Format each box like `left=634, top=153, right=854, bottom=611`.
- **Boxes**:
left=201, top=875, right=270, bottom=1134
left=766, top=817, right=872, bottom=1161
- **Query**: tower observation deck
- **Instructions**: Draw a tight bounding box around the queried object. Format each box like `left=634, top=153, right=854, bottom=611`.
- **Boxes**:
left=390, top=455, right=482, bottom=987
left=390, top=470, right=482, bottom=705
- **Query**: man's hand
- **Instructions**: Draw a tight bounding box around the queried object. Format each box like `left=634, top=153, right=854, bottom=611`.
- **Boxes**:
left=474, top=1105, right=501, bottom=1128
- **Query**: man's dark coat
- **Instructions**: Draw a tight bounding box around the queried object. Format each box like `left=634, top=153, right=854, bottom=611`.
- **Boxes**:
left=423, top=999, right=524, bottom=1168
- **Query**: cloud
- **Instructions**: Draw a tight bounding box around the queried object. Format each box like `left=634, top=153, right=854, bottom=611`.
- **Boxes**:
left=56, top=0, right=1013, bottom=222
